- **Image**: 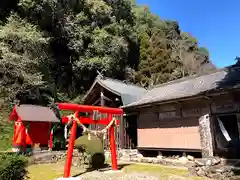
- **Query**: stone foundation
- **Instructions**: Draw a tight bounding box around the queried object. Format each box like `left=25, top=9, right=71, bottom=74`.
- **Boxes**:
left=107, top=149, right=237, bottom=180
left=188, top=157, right=235, bottom=180
left=104, top=149, right=193, bottom=167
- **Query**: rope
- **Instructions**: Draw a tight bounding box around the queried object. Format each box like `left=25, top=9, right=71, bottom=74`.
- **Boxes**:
left=66, top=113, right=116, bottom=140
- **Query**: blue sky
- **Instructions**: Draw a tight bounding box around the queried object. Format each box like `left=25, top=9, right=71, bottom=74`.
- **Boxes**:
left=136, top=0, right=240, bottom=68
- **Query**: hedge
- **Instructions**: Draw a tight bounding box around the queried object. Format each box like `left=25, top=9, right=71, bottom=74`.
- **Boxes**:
left=0, top=153, right=28, bottom=180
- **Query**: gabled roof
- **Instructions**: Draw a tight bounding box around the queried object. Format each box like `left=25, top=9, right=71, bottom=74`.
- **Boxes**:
left=83, top=75, right=147, bottom=105
left=123, top=65, right=240, bottom=109
left=9, top=104, right=60, bottom=122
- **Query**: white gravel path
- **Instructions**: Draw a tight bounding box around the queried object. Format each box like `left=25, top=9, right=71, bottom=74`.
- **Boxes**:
left=79, top=170, right=160, bottom=180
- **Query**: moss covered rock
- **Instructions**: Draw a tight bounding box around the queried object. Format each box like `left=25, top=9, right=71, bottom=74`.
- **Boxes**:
left=75, top=134, right=105, bottom=169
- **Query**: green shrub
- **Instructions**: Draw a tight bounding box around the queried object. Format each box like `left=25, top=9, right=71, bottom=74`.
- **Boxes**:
left=0, top=153, right=28, bottom=180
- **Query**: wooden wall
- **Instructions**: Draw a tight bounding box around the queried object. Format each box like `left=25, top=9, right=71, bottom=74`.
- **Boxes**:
left=137, top=91, right=240, bottom=152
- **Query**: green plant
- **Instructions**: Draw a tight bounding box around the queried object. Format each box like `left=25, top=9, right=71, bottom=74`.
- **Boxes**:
left=0, top=153, right=28, bottom=180
left=52, top=123, right=66, bottom=150
left=0, top=108, right=14, bottom=150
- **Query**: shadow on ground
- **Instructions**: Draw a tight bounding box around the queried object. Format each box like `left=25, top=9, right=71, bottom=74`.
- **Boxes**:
left=72, top=163, right=131, bottom=177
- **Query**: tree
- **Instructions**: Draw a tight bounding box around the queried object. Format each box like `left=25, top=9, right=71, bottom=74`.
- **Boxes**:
left=133, top=4, right=215, bottom=87
left=0, top=0, right=216, bottom=104
left=17, top=0, right=137, bottom=97
left=0, top=14, right=49, bottom=102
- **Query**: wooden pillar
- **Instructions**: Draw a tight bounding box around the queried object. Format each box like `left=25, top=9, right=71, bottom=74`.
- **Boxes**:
left=64, top=117, right=77, bottom=177
left=100, top=91, right=108, bottom=149
left=48, top=122, right=53, bottom=150
left=120, top=114, right=126, bottom=149
left=49, top=128, right=53, bottom=150
left=22, top=124, right=26, bottom=153
left=236, top=114, right=240, bottom=140
left=108, top=114, right=118, bottom=170
left=124, top=116, right=127, bottom=149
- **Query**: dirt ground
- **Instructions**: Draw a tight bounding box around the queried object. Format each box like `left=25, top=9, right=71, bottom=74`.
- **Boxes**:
left=27, top=162, right=210, bottom=180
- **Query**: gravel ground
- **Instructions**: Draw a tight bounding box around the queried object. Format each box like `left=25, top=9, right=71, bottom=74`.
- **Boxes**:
left=79, top=170, right=160, bottom=180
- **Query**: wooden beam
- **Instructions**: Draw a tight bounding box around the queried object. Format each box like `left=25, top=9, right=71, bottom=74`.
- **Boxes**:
left=92, top=98, right=100, bottom=106
left=174, top=101, right=181, bottom=104
left=204, top=96, right=211, bottom=100
left=100, top=90, right=105, bottom=106
left=58, top=103, right=123, bottom=114
left=101, top=94, right=114, bottom=102
left=123, top=112, right=138, bottom=116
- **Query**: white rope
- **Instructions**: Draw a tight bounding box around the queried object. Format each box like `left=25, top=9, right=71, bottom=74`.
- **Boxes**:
left=66, top=114, right=116, bottom=140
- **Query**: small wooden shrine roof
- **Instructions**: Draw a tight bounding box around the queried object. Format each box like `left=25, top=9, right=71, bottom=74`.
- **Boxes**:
left=9, top=104, right=60, bottom=122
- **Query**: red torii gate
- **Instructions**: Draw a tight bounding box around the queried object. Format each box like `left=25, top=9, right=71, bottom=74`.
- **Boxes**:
left=57, top=103, right=123, bottom=178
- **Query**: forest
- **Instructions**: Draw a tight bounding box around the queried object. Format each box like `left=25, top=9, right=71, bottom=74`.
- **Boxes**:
left=0, top=0, right=216, bottom=106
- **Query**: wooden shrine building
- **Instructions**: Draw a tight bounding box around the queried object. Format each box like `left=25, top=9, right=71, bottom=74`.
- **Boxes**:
left=83, top=75, right=147, bottom=149
left=9, top=104, right=60, bottom=151
left=123, top=63, right=240, bottom=158
left=84, top=63, right=240, bottom=159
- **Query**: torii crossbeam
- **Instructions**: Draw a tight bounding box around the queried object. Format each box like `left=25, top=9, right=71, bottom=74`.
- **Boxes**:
left=57, top=103, right=123, bottom=178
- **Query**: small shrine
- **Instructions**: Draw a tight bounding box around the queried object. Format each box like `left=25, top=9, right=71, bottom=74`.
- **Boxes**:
left=9, top=104, right=60, bottom=152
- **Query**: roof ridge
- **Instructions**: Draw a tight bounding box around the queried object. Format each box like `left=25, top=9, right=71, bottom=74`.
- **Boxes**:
left=97, top=75, right=147, bottom=89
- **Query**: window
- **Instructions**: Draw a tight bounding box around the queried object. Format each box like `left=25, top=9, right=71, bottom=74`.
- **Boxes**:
left=158, top=111, right=177, bottom=119
left=182, top=107, right=202, bottom=117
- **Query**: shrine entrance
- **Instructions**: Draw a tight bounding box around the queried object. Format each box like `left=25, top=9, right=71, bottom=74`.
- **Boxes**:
left=214, top=114, right=240, bottom=159
left=124, top=114, right=138, bottom=149
left=83, top=75, right=147, bottom=150
left=57, top=103, right=123, bottom=178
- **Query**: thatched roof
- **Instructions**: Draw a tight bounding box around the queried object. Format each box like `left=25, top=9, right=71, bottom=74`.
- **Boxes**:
left=123, top=65, right=240, bottom=109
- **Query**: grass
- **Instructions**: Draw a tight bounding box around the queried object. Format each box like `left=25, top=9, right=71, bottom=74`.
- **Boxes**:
left=27, top=162, right=209, bottom=180
left=27, top=161, right=85, bottom=180
left=0, top=108, right=13, bottom=151
left=122, top=163, right=208, bottom=180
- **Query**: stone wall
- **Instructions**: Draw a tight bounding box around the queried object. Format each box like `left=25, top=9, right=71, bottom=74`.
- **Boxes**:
left=108, top=149, right=236, bottom=180
left=105, top=149, right=194, bottom=167
left=29, top=150, right=66, bottom=164
left=29, top=150, right=90, bottom=168
left=188, top=157, right=235, bottom=180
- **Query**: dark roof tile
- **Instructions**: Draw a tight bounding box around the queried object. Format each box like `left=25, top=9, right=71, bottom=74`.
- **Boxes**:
left=123, top=65, right=240, bottom=108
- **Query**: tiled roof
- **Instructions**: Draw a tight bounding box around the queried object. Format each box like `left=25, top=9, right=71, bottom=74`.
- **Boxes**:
left=123, top=65, right=240, bottom=108
left=83, top=75, right=147, bottom=105
left=16, top=104, right=60, bottom=122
